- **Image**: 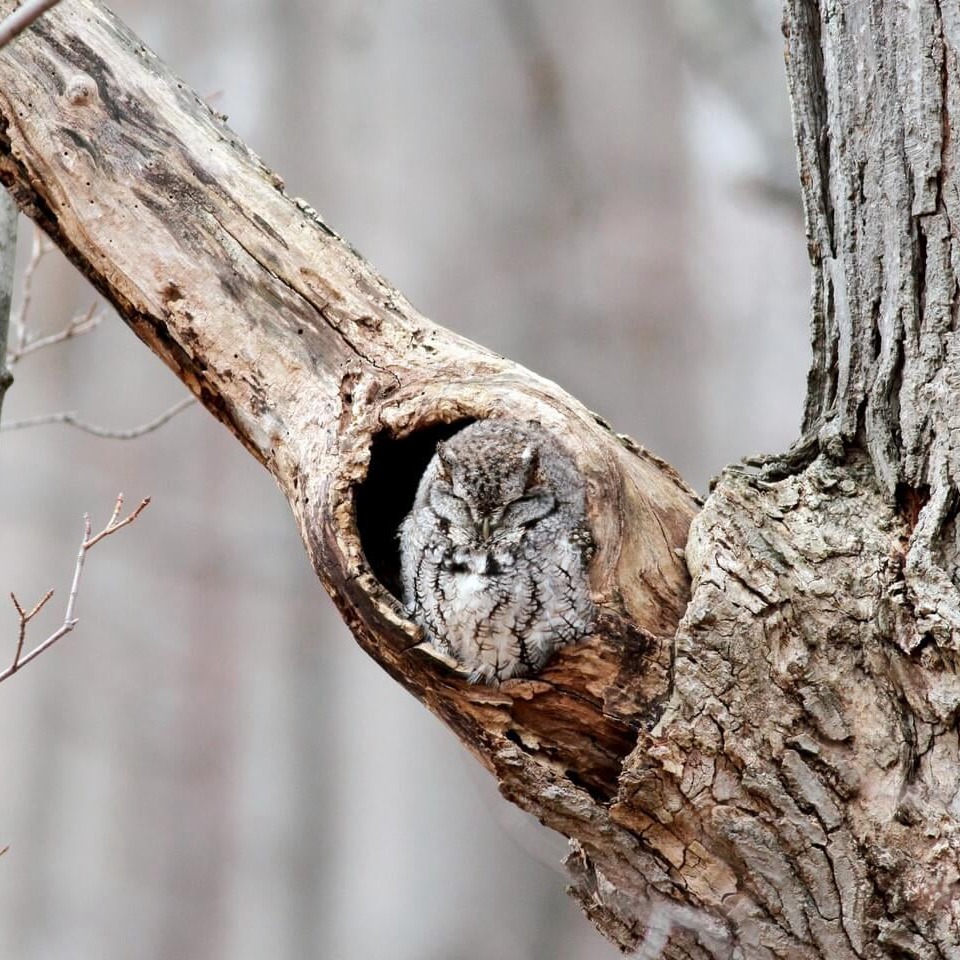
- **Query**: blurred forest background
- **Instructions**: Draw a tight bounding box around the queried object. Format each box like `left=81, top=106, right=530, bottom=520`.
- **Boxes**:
left=0, top=2, right=810, bottom=958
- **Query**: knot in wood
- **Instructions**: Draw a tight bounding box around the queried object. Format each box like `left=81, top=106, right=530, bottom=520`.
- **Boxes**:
left=64, top=74, right=98, bottom=106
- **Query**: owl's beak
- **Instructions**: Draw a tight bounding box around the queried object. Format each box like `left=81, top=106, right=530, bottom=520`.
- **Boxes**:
left=480, top=516, right=491, bottom=541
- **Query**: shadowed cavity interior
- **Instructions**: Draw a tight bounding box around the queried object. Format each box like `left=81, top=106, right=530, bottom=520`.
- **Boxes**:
left=355, top=419, right=474, bottom=598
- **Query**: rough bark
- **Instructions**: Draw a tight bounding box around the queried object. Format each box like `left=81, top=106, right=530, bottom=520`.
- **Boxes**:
left=0, top=1, right=957, bottom=957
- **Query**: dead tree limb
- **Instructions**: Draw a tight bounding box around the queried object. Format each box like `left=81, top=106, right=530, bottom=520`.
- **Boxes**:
left=0, top=0, right=698, bottom=944
left=0, top=1, right=957, bottom=957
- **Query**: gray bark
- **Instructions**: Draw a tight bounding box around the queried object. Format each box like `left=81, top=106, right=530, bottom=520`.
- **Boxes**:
left=0, top=1, right=957, bottom=957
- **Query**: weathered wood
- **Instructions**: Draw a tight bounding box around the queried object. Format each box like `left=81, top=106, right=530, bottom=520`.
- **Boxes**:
left=3, top=0, right=959, bottom=956
left=0, top=0, right=699, bottom=945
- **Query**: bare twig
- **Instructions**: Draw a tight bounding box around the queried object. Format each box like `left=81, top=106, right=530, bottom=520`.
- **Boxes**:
left=0, top=395, right=196, bottom=438
left=7, top=302, right=103, bottom=364
left=5, top=225, right=104, bottom=365
left=1, top=222, right=189, bottom=440
left=1, top=493, right=150, bottom=684
left=9, top=225, right=52, bottom=357
left=9, top=588, right=54, bottom=673
left=0, top=190, right=18, bottom=422
left=0, top=0, right=64, bottom=52
left=83, top=493, right=150, bottom=548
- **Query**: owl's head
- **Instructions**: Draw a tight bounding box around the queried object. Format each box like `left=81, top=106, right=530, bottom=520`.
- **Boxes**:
left=422, top=420, right=571, bottom=557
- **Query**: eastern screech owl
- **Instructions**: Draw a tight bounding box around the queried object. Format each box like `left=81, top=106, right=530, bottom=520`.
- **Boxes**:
left=399, top=419, right=595, bottom=683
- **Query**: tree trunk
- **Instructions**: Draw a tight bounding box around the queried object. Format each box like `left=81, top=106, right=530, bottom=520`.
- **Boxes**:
left=0, top=1, right=957, bottom=957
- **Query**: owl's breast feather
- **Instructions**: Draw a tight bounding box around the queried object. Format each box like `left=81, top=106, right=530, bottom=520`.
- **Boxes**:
left=449, top=571, right=488, bottom=607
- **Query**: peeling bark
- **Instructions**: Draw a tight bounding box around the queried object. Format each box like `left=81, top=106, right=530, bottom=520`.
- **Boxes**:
left=1, top=0, right=958, bottom=956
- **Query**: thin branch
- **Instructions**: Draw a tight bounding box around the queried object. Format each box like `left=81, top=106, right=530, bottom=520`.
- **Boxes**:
left=0, top=0, right=64, bottom=52
left=0, top=189, right=17, bottom=422
left=83, top=492, right=150, bottom=548
left=7, top=301, right=103, bottom=364
left=10, top=225, right=52, bottom=357
left=0, top=396, right=197, bottom=438
left=5, top=225, right=103, bottom=366
left=0, top=223, right=190, bottom=439
left=1, top=493, right=150, bottom=684
left=9, top=588, right=53, bottom=673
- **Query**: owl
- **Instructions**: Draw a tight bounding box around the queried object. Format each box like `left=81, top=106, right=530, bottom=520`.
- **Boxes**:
left=399, top=419, right=595, bottom=683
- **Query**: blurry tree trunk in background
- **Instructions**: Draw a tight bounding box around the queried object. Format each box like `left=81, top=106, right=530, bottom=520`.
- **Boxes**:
left=0, top=189, right=16, bottom=418
left=1, top=2, right=959, bottom=959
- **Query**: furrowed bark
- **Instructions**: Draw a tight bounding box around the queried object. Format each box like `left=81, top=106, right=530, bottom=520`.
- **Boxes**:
left=2, top=0, right=959, bottom=956
left=785, top=0, right=960, bottom=655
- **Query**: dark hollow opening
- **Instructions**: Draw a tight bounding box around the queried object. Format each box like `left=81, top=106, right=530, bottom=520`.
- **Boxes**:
left=355, top=418, right=474, bottom=600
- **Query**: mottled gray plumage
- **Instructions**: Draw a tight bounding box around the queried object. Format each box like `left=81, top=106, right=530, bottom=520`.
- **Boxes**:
left=399, top=420, right=595, bottom=683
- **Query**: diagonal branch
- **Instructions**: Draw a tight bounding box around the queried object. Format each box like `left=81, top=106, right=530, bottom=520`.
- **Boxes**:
left=0, top=0, right=698, bottom=950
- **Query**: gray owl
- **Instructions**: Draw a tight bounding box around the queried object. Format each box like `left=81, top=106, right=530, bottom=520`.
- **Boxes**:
left=399, top=419, right=595, bottom=683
